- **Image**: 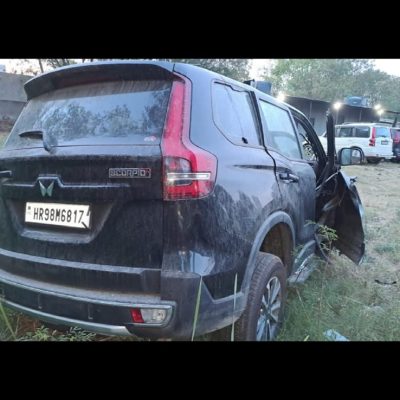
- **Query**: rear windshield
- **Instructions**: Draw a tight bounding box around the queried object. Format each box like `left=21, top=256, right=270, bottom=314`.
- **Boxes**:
left=5, top=80, right=172, bottom=149
left=375, top=127, right=390, bottom=138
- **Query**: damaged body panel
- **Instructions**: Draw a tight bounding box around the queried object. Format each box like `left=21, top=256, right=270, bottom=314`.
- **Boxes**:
left=333, top=171, right=365, bottom=264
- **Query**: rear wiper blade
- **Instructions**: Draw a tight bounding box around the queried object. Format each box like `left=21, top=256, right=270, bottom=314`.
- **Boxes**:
left=17, top=129, right=52, bottom=152
left=18, top=129, right=44, bottom=138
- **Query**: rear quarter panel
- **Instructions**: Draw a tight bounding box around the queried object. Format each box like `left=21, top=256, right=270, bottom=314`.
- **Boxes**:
left=163, top=65, right=283, bottom=299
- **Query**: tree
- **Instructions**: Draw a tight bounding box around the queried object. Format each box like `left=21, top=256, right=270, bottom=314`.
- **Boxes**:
left=355, top=70, right=400, bottom=111
left=170, top=59, right=251, bottom=81
left=9, top=59, right=42, bottom=76
left=263, top=59, right=400, bottom=112
left=41, top=59, right=75, bottom=69
left=264, top=59, right=371, bottom=100
left=8, top=59, right=79, bottom=75
left=99, top=58, right=252, bottom=81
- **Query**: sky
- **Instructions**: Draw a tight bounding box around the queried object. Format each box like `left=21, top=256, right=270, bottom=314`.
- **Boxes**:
left=2, top=59, right=400, bottom=78
left=374, top=59, right=400, bottom=76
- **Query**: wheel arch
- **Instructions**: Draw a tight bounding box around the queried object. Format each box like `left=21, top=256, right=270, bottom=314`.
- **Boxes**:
left=242, top=211, right=295, bottom=295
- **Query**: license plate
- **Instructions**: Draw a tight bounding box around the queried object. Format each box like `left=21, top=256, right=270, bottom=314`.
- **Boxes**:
left=25, top=202, right=91, bottom=229
left=381, top=140, right=389, bottom=145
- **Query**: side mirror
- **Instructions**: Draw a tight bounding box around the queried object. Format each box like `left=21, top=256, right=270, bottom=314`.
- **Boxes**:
left=337, top=148, right=364, bottom=166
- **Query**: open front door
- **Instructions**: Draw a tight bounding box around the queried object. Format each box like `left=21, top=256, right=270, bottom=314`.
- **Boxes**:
left=287, top=107, right=366, bottom=264
left=333, top=172, right=365, bottom=264
left=322, top=112, right=365, bottom=264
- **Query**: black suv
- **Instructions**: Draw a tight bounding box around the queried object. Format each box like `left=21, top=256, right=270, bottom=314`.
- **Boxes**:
left=0, top=61, right=365, bottom=340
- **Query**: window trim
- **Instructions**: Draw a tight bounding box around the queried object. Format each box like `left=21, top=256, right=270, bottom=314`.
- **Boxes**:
left=211, top=80, right=264, bottom=149
left=257, top=97, right=304, bottom=161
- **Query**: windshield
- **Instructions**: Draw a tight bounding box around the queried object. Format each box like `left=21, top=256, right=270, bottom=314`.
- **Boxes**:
left=5, top=80, right=172, bottom=149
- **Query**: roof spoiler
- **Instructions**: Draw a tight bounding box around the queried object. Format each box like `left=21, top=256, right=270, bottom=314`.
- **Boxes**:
left=24, top=61, right=175, bottom=100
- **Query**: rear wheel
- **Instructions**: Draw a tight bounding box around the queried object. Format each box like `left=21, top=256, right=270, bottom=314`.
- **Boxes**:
left=367, top=158, right=381, bottom=164
left=234, top=252, right=286, bottom=341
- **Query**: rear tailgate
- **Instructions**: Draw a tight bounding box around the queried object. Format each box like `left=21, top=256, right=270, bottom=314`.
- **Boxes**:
left=374, top=126, right=393, bottom=157
left=0, top=63, right=174, bottom=286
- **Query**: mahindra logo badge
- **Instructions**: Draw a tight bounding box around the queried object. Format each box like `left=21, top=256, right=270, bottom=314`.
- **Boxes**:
left=109, top=168, right=151, bottom=179
left=39, top=181, right=54, bottom=197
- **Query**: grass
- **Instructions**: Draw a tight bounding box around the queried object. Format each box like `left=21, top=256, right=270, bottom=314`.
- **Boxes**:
left=1, top=157, right=399, bottom=341
left=278, top=161, right=400, bottom=341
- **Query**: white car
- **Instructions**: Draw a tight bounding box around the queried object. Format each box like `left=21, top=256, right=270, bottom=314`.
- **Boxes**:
left=319, top=123, right=393, bottom=164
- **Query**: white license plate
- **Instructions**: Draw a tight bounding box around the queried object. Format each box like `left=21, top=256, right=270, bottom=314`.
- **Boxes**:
left=25, top=202, right=91, bottom=229
left=381, top=140, right=389, bottom=145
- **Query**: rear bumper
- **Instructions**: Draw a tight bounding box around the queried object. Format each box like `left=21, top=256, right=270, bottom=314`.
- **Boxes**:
left=0, top=252, right=245, bottom=339
left=2, top=299, right=132, bottom=336
left=362, top=146, right=393, bottom=159
left=0, top=269, right=175, bottom=338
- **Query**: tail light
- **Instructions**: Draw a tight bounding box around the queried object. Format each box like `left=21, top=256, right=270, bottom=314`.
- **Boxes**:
left=369, top=127, right=376, bottom=146
left=161, top=74, right=217, bottom=201
left=130, top=308, right=144, bottom=323
left=130, top=307, right=170, bottom=324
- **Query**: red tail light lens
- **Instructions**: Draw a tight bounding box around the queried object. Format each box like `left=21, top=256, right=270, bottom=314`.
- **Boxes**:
left=161, top=75, right=217, bottom=201
left=369, top=127, right=376, bottom=146
left=130, top=308, right=144, bottom=323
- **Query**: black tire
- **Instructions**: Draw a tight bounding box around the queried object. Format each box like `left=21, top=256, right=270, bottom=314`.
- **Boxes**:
left=367, top=158, right=380, bottom=164
left=234, top=252, right=287, bottom=341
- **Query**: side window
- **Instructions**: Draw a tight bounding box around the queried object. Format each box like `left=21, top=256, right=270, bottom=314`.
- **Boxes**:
left=337, top=127, right=353, bottom=137
left=375, top=127, right=390, bottom=138
left=259, top=100, right=302, bottom=159
left=212, top=83, right=260, bottom=146
left=354, top=127, right=370, bottom=138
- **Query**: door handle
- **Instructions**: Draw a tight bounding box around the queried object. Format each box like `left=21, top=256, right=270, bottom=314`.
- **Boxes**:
left=0, top=170, right=12, bottom=178
left=279, top=172, right=299, bottom=183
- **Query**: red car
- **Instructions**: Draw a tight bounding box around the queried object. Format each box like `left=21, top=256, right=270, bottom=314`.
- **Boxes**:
left=390, top=128, right=400, bottom=161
